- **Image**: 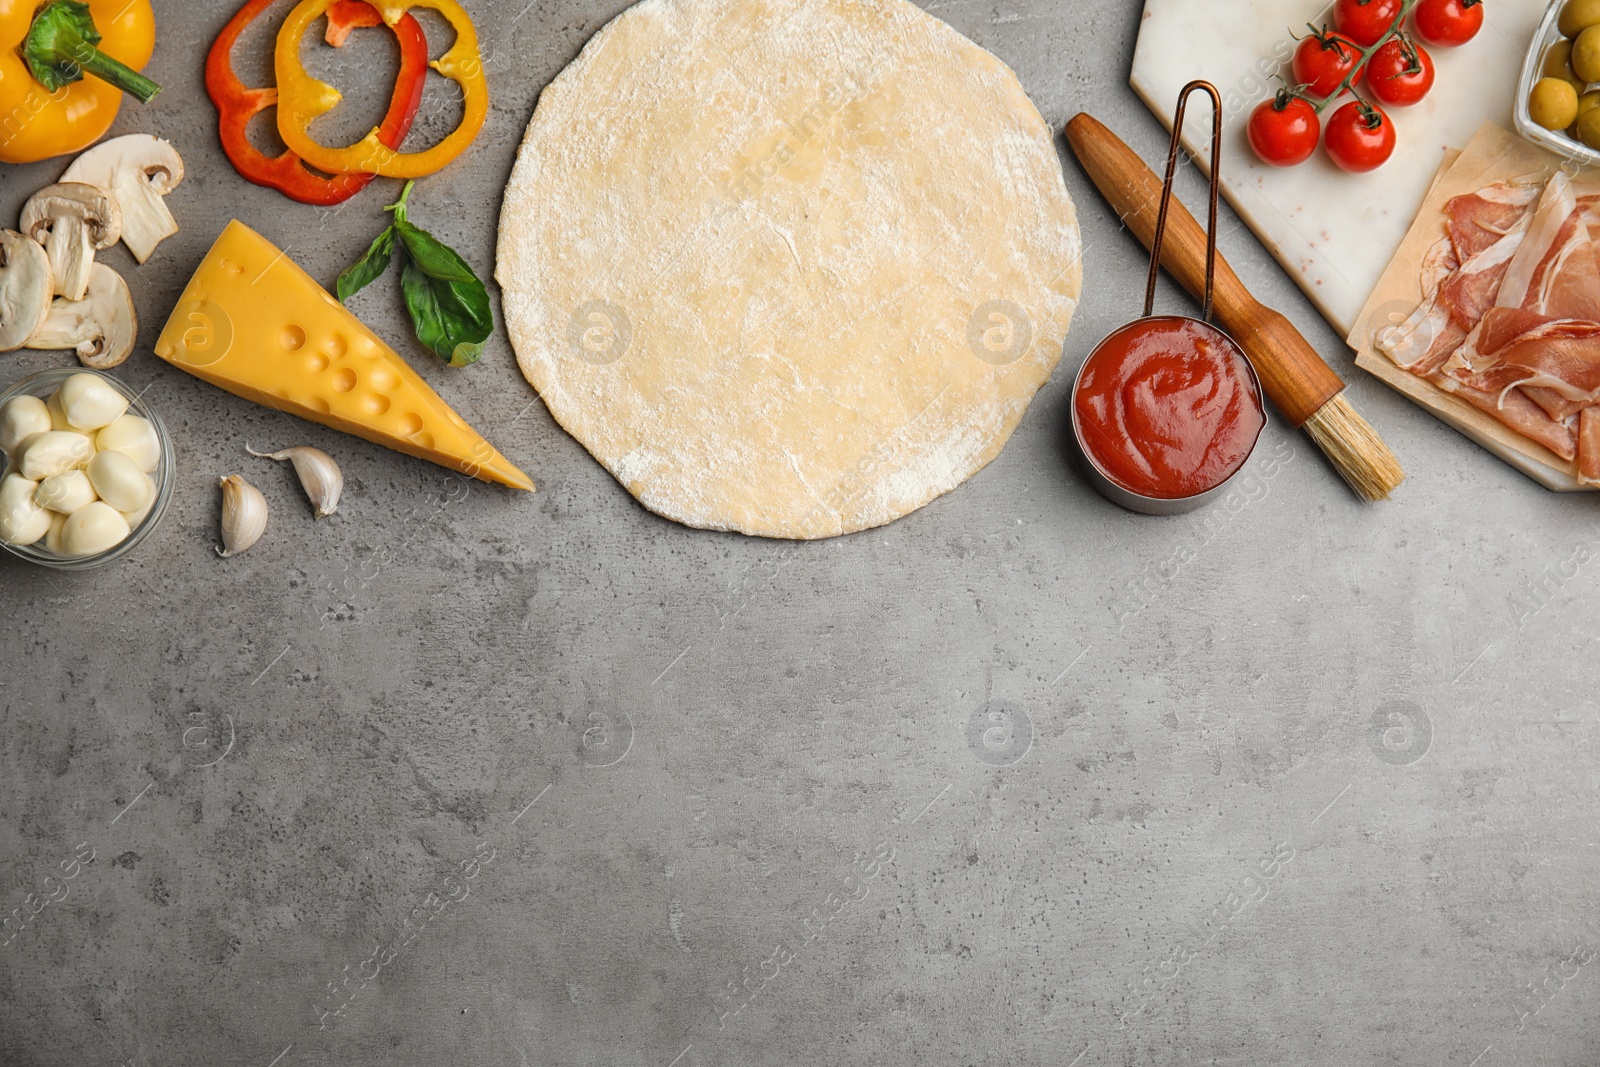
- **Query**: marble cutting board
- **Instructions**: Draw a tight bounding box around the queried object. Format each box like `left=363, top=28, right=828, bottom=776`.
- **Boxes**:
left=1130, top=0, right=1544, bottom=340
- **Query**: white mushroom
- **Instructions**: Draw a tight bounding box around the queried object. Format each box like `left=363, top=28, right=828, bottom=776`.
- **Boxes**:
left=60, top=135, right=183, bottom=264
left=26, top=264, right=137, bottom=369
left=0, top=229, right=53, bottom=352
left=20, top=183, right=122, bottom=301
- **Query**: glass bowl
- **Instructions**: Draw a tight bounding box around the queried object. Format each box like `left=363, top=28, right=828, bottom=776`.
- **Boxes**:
left=1515, top=0, right=1600, bottom=166
left=0, top=368, right=175, bottom=570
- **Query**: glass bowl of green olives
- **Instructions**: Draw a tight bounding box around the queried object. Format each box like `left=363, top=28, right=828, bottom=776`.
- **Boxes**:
left=1518, top=0, right=1600, bottom=163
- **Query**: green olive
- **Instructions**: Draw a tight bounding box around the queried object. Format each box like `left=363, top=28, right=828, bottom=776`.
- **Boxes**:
left=1531, top=78, right=1581, bottom=129
left=1575, top=26, right=1600, bottom=83
left=1576, top=88, right=1600, bottom=126
left=1560, top=0, right=1600, bottom=38
left=1577, top=107, right=1600, bottom=148
left=1545, top=40, right=1588, bottom=90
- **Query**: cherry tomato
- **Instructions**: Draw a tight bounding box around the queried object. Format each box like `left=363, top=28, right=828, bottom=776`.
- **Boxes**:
left=1413, top=0, right=1483, bottom=47
left=1334, top=0, right=1404, bottom=46
left=1292, top=30, right=1366, bottom=98
left=1248, top=92, right=1321, bottom=167
left=1325, top=101, right=1396, bottom=172
left=1366, top=38, right=1435, bottom=107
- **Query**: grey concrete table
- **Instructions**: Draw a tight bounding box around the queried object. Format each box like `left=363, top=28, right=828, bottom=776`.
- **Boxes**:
left=2, top=1, right=1596, bottom=1065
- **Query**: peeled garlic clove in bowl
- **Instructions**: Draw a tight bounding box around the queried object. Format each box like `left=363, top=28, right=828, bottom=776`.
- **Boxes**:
left=61, top=501, right=130, bottom=556
left=87, top=450, right=151, bottom=513
left=58, top=371, right=129, bottom=430
left=0, top=472, right=52, bottom=546
left=0, top=395, right=51, bottom=453
left=96, top=414, right=161, bottom=472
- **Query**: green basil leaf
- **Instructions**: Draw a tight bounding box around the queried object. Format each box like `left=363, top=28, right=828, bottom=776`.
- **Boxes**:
left=336, top=226, right=397, bottom=303
left=400, top=258, right=487, bottom=368
left=393, top=220, right=480, bottom=286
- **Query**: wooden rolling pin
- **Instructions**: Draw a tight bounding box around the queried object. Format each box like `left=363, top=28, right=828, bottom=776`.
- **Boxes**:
left=1063, top=112, right=1404, bottom=502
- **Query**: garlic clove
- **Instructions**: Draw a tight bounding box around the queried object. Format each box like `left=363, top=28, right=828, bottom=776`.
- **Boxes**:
left=86, top=449, right=149, bottom=513
left=0, top=395, right=51, bottom=454
left=44, top=511, right=69, bottom=555
left=16, top=430, right=94, bottom=480
left=246, top=445, right=342, bottom=519
left=96, top=414, right=160, bottom=472
left=58, top=372, right=129, bottom=431
left=45, top=389, right=73, bottom=431
left=35, top=469, right=97, bottom=514
left=218, top=475, right=267, bottom=558
left=61, top=501, right=130, bottom=556
left=119, top=472, right=157, bottom=529
left=0, top=472, right=51, bottom=545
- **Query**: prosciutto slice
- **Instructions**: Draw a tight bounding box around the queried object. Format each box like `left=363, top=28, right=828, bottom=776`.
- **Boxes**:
left=1435, top=373, right=1578, bottom=461
left=1377, top=217, right=1529, bottom=374
left=1581, top=409, right=1600, bottom=486
left=1495, top=175, right=1600, bottom=321
left=1445, top=181, right=1542, bottom=261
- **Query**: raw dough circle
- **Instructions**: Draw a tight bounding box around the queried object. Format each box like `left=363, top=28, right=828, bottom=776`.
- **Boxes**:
left=498, top=0, right=1082, bottom=538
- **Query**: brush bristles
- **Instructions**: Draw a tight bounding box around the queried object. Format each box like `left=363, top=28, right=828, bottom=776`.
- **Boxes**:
left=1301, top=393, right=1405, bottom=502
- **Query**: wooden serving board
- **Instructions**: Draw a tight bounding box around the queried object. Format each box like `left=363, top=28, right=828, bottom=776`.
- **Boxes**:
left=1130, top=0, right=1544, bottom=339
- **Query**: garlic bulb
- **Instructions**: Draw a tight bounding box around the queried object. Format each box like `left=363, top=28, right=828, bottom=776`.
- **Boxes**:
left=218, top=475, right=267, bottom=558
left=246, top=445, right=342, bottom=519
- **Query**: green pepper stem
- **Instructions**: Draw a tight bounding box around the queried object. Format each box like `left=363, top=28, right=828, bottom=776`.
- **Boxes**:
left=69, top=44, right=161, bottom=104
left=23, top=1, right=161, bottom=104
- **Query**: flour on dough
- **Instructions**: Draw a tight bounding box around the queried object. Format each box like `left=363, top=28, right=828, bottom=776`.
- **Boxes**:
left=497, top=0, right=1082, bottom=539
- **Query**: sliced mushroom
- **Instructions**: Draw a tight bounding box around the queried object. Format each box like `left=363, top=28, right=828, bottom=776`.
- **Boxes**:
left=20, top=183, right=123, bottom=302
left=0, top=230, right=53, bottom=353
left=26, top=263, right=137, bottom=369
left=59, top=135, right=183, bottom=264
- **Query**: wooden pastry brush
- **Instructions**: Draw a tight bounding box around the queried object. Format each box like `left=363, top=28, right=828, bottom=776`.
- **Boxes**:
left=1063, top=112, right=1405, bottom=502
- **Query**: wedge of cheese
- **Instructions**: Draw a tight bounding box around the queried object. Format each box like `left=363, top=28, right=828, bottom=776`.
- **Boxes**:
left=154, top=221, right=533, bottom=491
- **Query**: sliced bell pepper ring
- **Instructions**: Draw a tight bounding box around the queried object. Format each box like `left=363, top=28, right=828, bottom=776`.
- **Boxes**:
left=275, top=0, right=488, bottom=180
left=206, top=0, right=427, bottom=206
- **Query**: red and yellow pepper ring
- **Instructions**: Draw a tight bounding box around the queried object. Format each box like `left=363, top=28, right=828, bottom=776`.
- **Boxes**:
left=274, top=0, right=488, bottom=180
left=207, top=0, right=428, bottom=206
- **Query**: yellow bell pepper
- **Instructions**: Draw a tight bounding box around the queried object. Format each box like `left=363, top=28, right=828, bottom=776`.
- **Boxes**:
left=0, top=0, right=160, bottom=165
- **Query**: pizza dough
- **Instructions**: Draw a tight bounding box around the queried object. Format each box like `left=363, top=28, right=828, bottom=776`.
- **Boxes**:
left=497, top=0, right=1082, bottom=539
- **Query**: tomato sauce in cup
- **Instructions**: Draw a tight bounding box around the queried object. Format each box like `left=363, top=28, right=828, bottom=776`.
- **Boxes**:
left=1073, top=316, right=1266, bottom=504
